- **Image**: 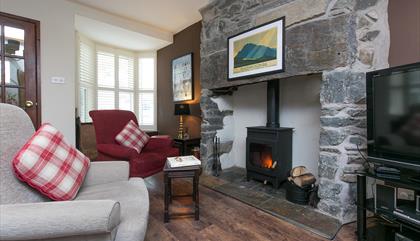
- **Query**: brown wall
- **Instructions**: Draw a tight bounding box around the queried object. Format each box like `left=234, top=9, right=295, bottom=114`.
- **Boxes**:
left=157, top=21, right=202, bottom=138
left=388, top=0, right=420, bottom=67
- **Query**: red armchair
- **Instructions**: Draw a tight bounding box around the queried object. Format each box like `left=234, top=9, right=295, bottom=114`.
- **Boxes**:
left=89, top=110, right=179, bottom=178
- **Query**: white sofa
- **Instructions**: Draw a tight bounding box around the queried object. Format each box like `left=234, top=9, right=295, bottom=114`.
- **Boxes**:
left=0, top=104, right=149, bottom=241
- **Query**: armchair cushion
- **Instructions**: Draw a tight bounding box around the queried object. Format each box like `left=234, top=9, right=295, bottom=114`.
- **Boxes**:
left=0, top=200, right=120, bottom=240
left=143, top=137, right=174, bottom=151
left=115, top=120, right=150, bottom=153
left=12, top=124, right=90, bottom=201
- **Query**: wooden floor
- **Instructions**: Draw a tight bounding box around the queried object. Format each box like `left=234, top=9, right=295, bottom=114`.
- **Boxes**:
left=144, top=173, right=357, bottom=241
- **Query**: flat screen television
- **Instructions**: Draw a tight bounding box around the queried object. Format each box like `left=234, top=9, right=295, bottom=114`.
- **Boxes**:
left=367, top=62, right=420, bottom=170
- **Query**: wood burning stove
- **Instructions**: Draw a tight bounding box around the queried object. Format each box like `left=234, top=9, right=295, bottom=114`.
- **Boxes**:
left=246, top=127, right=292, bottom=188
left=246, top=80, right=293, bottom=188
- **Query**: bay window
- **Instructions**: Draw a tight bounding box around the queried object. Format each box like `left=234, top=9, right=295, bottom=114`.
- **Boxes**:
left=77, top=34, right=157, bottom=130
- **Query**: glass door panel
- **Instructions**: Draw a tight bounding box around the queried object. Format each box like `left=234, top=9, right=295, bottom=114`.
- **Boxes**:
left=1, top=24, right=25, bottom=108
left=4, top=26, right=24, bottom=57
left=5, top=57, right=24, bottom=86
left=5, top=87, right=25, bottom=107
left=0, top=13, right=40, bottom=127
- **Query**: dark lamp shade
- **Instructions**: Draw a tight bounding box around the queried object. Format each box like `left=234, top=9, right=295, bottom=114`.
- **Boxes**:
left=174, top=103, right=191, bottom=115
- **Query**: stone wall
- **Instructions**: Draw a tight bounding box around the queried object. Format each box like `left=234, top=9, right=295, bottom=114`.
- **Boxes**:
left=201, top=0, right=358, bottom=89
left=200, top=89, right=234, bottom=173
left=317, top=0, right=390, bottom=223
left=199, top=0, right=389, bottom=222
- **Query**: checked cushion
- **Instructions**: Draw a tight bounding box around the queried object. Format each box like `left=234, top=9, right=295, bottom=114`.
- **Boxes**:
left=115, top=120, right=150, bottom=153
left=12, top=124, right=90, bottom=201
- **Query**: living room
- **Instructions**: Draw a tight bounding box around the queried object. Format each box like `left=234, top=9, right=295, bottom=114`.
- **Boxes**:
left=1, top=0, right=420, bottom=241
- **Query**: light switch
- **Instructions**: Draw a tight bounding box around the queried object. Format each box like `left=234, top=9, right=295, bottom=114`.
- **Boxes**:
left=51, top=77, right=65, bottom=84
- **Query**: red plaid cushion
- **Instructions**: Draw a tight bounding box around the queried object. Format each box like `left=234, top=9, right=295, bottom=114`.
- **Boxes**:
left=12, top=124, right=90, bottom=201
left=115, top=120, right=150, bottom=153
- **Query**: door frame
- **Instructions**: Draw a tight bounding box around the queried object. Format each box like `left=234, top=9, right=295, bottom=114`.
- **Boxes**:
left=0, top=12, right=41, bottom=128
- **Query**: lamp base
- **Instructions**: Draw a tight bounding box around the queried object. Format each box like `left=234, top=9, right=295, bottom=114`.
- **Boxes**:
left=177, top=115, right=184, bottom=139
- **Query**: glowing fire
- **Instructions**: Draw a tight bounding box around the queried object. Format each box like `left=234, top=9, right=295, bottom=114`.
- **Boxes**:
left=261, top=152, right=274, bottom=169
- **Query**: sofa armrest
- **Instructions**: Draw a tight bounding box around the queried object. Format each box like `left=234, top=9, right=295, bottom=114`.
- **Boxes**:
left=0, top=200, right=120, bottom=241
left=97, top=143, right=138, bottom=160
left=83, top=161, right=129, bottom=187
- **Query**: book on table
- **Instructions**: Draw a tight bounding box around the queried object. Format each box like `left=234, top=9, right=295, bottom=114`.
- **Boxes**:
left=167, top=155, right=201, bottom=168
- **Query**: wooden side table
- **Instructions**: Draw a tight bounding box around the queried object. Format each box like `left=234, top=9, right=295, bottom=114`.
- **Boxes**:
left=163, top=161, right=200, bottom=223
left=173, top=138, right=201, bottom=156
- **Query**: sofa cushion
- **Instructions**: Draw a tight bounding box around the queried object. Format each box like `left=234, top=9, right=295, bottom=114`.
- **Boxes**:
left=13, top=124, right=90, bottom=201
left=76, top=178, right=149, bottom=241
left=115, top=120, right=150, bottom=153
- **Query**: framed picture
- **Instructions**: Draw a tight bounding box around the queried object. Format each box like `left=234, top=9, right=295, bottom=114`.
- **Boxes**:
left=228, top=17, right=285, bottom=81
left=172, top=53, right=194, bottom=102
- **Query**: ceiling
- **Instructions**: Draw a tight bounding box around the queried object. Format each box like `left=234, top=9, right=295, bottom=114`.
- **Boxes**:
left=75, top=15, right=171, bottom=51
left=71, top=0, right=210, bottom=33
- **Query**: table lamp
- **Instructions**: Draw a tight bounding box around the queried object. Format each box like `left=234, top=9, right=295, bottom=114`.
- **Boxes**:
left=174, top=103, right=190, bottom=139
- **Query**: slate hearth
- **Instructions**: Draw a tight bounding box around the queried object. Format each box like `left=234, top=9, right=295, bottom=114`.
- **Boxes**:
left=200, top=167, right=341, bottom=240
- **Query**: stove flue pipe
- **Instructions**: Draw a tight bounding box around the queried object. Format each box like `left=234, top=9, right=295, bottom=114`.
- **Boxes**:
left=266, top=80, right=280, bottom=128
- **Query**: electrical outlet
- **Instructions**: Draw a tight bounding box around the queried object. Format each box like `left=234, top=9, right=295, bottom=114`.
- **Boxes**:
left=51, top=76, right=65, bottom=84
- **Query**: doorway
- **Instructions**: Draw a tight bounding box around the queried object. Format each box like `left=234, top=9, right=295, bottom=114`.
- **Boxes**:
left=0, top=12, right=40, bottom=127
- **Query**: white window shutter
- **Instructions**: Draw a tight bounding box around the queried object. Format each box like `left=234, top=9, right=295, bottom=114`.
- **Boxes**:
left=139, top=58, right=155, bottom=90
left=119, top=91, right=134, bottom=111
left=78, top=39, right=95, bottom=122
left=119, top=55, right=134, bottom=90
left=97, top=90, right=115, bottom=110
left=138, top=56, right=156, bottom=129
left=138, top=92, right=154, bottom=126
left=97, top=51, right=115, bottom=88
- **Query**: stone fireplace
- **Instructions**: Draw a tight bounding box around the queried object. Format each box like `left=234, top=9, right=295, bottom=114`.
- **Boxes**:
left=199, top=0, right=390, bottom=223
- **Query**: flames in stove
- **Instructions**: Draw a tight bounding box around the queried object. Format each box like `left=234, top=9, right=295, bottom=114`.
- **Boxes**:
left=249, top=144, right=278, bottom=170
left=261, top=152, right=276, bottom=169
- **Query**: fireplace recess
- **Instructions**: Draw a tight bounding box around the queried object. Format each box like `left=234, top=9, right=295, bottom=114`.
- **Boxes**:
left=246, top=80, right=293, bottom=188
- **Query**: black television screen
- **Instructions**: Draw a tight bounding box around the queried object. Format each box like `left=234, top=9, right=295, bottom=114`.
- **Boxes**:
left=367, top=62, right=420, bottom=168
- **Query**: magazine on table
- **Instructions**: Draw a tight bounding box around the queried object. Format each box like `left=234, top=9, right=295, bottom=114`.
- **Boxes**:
left=167, top=155, right=201, bottom=168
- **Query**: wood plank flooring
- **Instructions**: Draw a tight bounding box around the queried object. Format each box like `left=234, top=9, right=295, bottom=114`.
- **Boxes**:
left=144, top=173, right=357, bottom=241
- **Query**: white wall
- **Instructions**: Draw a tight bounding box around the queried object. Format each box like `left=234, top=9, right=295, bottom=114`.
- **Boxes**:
left=232, top=83, right=267, bottom=168
left=1, top=0, right=76, bottom=143
left=279, top=75, right=321, bottom=176
left=229, top=75, right=321, bottom=176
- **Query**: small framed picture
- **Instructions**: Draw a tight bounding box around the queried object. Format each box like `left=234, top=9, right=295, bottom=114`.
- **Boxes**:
left=228, top=17, right=285, bottom=80
left=172, top=53, right=194, bottom=102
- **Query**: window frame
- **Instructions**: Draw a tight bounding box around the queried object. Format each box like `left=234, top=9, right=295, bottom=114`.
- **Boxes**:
left=76, top=33, right=157, bottom=131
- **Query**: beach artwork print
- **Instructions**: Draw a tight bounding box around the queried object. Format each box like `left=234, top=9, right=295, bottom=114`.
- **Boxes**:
left=228, top=17, right=285, bottom=80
